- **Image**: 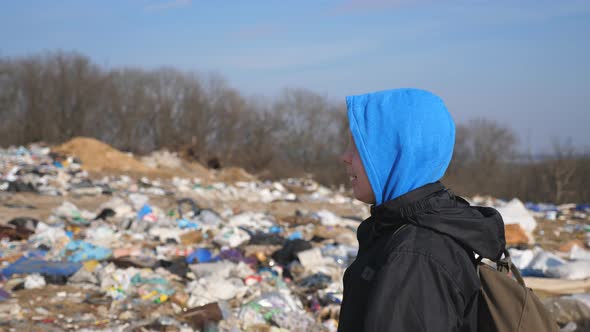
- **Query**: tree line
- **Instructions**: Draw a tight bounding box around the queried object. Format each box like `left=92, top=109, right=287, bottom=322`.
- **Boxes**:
left=0, top=51, right=587, bottom=203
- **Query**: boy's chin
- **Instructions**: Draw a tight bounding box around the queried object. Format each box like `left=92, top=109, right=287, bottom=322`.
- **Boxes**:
left=354, top=192, right=375, bottom=205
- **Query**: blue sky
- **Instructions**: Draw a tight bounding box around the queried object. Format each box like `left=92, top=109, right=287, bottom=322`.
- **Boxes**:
left=1, top=0, right=589, bottom=153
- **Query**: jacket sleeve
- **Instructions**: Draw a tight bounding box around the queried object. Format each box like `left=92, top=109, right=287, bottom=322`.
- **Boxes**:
left=364, top=250, right=466, bottom=331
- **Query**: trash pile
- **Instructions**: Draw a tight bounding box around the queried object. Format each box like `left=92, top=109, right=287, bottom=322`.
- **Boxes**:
left=0, top=140, right=364, bottom=331
left=0, top=139, right=588, bottom=331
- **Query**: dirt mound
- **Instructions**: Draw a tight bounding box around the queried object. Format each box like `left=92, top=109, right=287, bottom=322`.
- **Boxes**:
left=141, top=150, right=212, bottom=181
left=164, top=160, right=212, bottom=182
left=214, top=167, right=257, bottom=183
left=53, top=138, right=253, bottom=182
left=53, top=137, right=155, bottom=174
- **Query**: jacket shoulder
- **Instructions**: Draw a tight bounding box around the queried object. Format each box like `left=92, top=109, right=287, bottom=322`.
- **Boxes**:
left=389, top=224, right=480, bottom=296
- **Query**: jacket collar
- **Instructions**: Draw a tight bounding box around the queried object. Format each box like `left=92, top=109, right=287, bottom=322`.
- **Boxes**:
left=364, top=181, right=505, bottom=260
left=370, top=181, right=447, bottom=219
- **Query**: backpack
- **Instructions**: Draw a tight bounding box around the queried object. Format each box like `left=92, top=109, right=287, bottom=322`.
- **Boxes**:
left=476, top=249, right=560, bottom=332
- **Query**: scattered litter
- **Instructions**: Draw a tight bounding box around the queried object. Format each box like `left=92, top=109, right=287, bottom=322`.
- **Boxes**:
left=0, top=140, right=587, bottom=330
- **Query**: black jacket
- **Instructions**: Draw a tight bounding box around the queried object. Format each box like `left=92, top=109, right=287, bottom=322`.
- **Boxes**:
left=338, top=182, right=505, bottom=332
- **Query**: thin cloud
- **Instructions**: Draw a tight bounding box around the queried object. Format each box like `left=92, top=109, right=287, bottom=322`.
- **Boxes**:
left=330, top=0, right=417, bottom=14
left=201, top=40, right=381, bottom=71
left=229, top=24, right=279, bottom=40
left=452, top=1, right=590, bottom=26
left=145, top=0, right=192, bottom=11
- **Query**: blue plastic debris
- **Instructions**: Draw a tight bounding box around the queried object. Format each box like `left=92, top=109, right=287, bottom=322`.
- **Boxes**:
left=216, top=248, right=256, bottom=265
left=137, top=204, right=153, bottom=220
left=25, top=249, right=48, bottom=258
left=287, top=231, right=303, bottom=240
left=525, top=202, right=539, bottom=212
left=257, top=267, right=279, bottom=277
left=1, top=257, right=82, bottom=278
left=0, top=288, right=10, bottom=301
left=325, top=292, right=343, bottom=305
left=66, top=241, right=112, bottom=262
left=525, top=202, right=558, bottom=213
left=186, top=248, right=212, bottom=264
left=177, top=218, right=199, bottom=230
left=269, top=226, right=282, bottom=234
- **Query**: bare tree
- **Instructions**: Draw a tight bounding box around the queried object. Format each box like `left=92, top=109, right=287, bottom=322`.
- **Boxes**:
left=1, top=51, right=588, bottom=201
left=541, top=139, right=578, bottom=203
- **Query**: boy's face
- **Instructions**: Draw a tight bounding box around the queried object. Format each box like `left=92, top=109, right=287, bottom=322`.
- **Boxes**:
left=341, top=133, right=376, bottom=204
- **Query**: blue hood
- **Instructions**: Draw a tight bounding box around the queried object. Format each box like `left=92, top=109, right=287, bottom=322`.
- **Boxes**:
left=346, top=88, right=455, bottom=205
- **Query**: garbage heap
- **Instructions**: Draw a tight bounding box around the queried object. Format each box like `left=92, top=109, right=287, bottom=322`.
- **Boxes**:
left=0, top=139, right=589, bottom=331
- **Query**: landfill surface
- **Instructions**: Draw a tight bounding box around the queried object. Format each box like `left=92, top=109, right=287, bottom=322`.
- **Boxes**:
left=1, top=138, right=589, bottom=332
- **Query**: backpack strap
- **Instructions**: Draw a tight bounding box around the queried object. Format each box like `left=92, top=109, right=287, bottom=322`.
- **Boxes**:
left=361, top=224, right=409, bottom=282
left=499, top=249, right=526, bottom=286
left=473, top=249, right=526, bottom=287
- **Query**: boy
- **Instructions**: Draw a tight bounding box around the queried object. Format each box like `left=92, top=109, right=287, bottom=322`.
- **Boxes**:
left=338, top=89, right=505, bottom=331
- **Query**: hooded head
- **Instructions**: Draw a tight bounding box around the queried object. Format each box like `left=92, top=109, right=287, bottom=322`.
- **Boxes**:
left=345, top=88, right=455, bottom=205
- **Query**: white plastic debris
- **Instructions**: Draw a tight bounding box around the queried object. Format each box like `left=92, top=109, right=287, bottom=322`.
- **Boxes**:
left=509, top=248, right=536, bottom=270
left=213, top=226, right=251, bottom=248
left=190, top=261, right=236, bottom=279
left=314, top=210, right=361, bottom=228
left=86, top=226, right=117, bottom=248
left=511, top=247, right=590, bottom=280
left=68, top=269, right=99, bottom=285
left=297, top=248, right=327, bottom=268
left=315, top=210, right=341, bottom=226
left=149, top=227, right=183, bottom=244
left=545, top=211, right=558, bottom=221
left=98, top=264, right=138, bottom=300
left=24, top=274, right=46, bottom=289
left=526, top=249, right=566, bottom=274
left=569, top=245, right=590, bottom=261
left=30, top=222, right=70, bottom=251
left=141, top=150, right=183, bottom=169
left=185, top=261, right=252, bottom=307
left=510, top=247, right=566, bottom=276
left=53, top=201, right=95, bottom=222
left=546, top=261, right=590, bottom=280
left=197, top=209, right=224, bottom=228
left=128, top=193, right=149, bottom=210
left=495, top=198, right=537, bottom=233
left=172, top=177, right=193, bottom=192
left=186, top=277, right=247, bottom=307
left=229, top=212, right=274, bottom=231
